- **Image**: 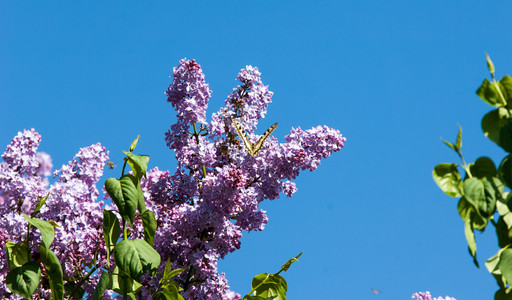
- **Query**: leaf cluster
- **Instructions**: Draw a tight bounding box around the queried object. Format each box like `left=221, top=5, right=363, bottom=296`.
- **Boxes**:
left=433, top=55, right=512, bottom=299
left=4, top=194, right=65, bottom=299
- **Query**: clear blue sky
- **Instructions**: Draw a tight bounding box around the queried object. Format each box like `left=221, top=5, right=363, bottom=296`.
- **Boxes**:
left=2, top=1, right=512, bottom=299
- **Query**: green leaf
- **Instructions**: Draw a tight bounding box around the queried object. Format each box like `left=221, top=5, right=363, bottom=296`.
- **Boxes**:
left=103, top=209, right=121, bottom=266
left=500, top=76, right=512, bottom=109
left=497, top=199, right=510, bottom=216
left=464, top=177, right=498, bottom=219
left=40, top=245, right=64, bottom=300
left=487, top=248, right=504, bottom=275
left=487, top=248, right=508, bottom=289
left=500, top=119, right=512, bottom=153
left=110, top=266, right=142, bottom=295
left=482, top=108, right=510, bottom=147
left=92, top=271, right=110, bottom=300
left=113, top=239, right=161, bottom=280
left=499, top=248, right=512, bottom=286
left=495, top=288, right=512, bottom=300
left=470, top=157, right=497, bottom=179
left=160, top=258, right=187, bottom=288
left=499, top=155, right=512, bottom=189
left=136, top=183, right=146, bottom=213
left=477, top=79, right=505, bottom=107
left=23, top=214, right=55, bottom=249
left=486, top=52, right=495, bottom=75
left=155, top=287, right=179, bottom=300
left=464, top=219, right=478, bottom=268
left=433, top=163, right=462, bottom=197
left=105, top=176, right=139, bottom=226
left=497, top=214, right=512, bottom=248
left=141, top=210, right=157, bottom=246
left=123, top=152, right=150, bottom=181
left=281, top=252, right=302, bottom=272
left=31, top=192, right=49, bottom=217
left=250, top=273, right=287, bottom=300
left=129, top=135, right=140, bottom=152
left=6, top=261, right=41, bottom=298
left=5, top=241, right=29, bottom=269
left=456, top=124, right=462, bottom=149
left=441, top=139, right=456, bottom=152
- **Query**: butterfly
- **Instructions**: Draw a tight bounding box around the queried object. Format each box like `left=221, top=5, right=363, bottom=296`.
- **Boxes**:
left=231, top=119, right=278, bottom=157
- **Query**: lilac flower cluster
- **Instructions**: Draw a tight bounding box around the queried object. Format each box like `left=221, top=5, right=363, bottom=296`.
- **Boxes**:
left=131, top=59, right=347, bottom=298
left=1, top=58, right=346, bottom=299
left=412, top=291, right=456, bottom=300
left=0, top=129, right=110, bottom=299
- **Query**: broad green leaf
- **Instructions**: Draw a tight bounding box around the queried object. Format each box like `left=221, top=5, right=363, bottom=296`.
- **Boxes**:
left=457, top=197, right=488, bottom=232
left=464, top=220, right=478, bottom=268
left=487, top=248, right=505, bottom=275
left=251, top=273, right=287, bottom=300
left=91, top=271, right=110, bottom=300
left=470, top=157, right=497, bottom=179
left=482, top=108, right=510, bottom=147
left=480, top=177, right=499, bottom=218
left=137, top=183, right=146, bottom=213
left=497, top=215, right=512, bottom=248
left=31, top=192, right=49, bottom=217
left=110, top=266, right=142, bottom=294
left=243, top=296, right=267, bottom=300
left=113, top=239, right=161, bottom=280
left=433, top=163, right=462, bottom=197
left=464, top=178, right=485, bottom=214
left=141, top=210, right=157, bottom=246
left=499, top=155, right=512, bottom=188
left=281, top=252, right=302, bottom=272
left=105, top=175, right=139, bottom=226
left=5, top=241, right=29, bottom=269
left=23, top=214, right=55, bottom=249
left=457, top=197, right=472, bottom=222
left=129, top=135, right=140, bottom=152
left=497, top=200, right=510, bottom=216
left=103, top=209, right=121, bottom=266
left=464, top=177, right=498, bottom=219
left=500, top=119, right=512, bottom=153
left=6, top=261, right=41, bottom=298
left=40, top=245, right=64, bottom=300
left=477, top=79, right=505, bottom=107
left=155, top=283, right=185, bottom=300
left=495, top=288, right=512, bottom=300
left=501, top=76, right=512, bottom=109
left=123, top=151, right=149, bottom=180
left=499, top=248, right=512, bottom=285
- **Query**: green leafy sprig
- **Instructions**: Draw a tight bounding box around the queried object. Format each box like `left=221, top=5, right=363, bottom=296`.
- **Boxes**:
left=434, top=54, right=512, bottom=299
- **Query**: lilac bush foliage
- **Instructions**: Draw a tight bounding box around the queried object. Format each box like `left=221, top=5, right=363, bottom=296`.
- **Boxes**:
left=133, top=58, right=346, bottom=299
left=0, top=129, right=110, bottom=299
left=412, top=291, right=456, bottom=300
left=1, top=58, right=346, bottom=299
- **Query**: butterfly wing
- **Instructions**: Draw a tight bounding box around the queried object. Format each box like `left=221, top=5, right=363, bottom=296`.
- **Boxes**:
left=232, top=119, right=255, bottom=156
left=252, top=123, right=278, bottom=156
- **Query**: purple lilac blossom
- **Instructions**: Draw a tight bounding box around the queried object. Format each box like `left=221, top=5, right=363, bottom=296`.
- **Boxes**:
left=0, top=129, right=111, bottom=299
left=412, top=291, right=456, bottom=300
left=2, top=59, right=347, bottom=299
left=120, top=59, right=347, bottom=299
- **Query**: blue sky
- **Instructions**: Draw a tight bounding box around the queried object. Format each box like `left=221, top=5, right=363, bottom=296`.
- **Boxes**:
left=2, top=1, right=512, bottom=299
